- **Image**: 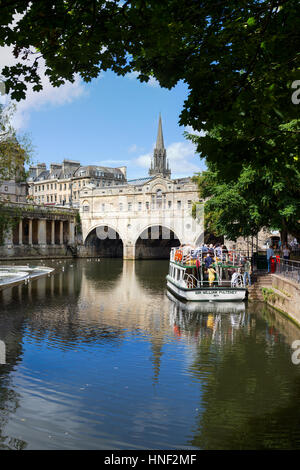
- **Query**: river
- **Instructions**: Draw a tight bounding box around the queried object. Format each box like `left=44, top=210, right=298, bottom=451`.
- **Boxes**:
left=0, top=259, right=300, bottom=450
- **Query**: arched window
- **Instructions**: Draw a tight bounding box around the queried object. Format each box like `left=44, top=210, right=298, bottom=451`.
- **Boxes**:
left=156, top=189, right=163, bottom=209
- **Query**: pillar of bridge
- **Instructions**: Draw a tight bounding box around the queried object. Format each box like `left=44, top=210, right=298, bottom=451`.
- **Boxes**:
left=123, top=242, right=136, bottom=260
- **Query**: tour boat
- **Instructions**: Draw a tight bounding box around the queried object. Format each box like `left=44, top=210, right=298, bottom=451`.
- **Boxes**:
left=166, top=247, right=247, bottom=302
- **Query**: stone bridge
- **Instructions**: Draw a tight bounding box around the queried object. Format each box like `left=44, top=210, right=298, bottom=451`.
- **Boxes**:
left=79, top=175, right=204, bottom=259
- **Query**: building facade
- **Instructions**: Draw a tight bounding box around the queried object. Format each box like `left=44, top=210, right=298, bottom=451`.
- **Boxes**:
left=0, top=179, right=27, bottom=203
left=27, top=160, right=127, bottom=207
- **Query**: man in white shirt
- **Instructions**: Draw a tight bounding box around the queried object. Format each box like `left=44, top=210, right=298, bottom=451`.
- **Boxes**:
left=282, top=245, right=290, bottom=260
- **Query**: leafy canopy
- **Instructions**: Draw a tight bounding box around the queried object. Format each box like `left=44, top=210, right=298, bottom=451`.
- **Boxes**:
left=0, top=2, right=298, bottom=161
left=196, top=158, right=300, bottom=241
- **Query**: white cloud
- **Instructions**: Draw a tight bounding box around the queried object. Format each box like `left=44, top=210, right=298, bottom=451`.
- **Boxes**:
left=126, top=71, right=159, bottom=88
left=0, top=45, right=86, bottom=129
left=184, top=125, right=206, bottom=137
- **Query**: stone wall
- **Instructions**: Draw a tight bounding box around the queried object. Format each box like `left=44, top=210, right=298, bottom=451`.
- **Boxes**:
left=263, top=274, right=300, bottom=326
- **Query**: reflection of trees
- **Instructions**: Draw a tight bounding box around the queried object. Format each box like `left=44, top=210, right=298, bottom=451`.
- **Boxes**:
left=185, top=311, right=300, bottom=449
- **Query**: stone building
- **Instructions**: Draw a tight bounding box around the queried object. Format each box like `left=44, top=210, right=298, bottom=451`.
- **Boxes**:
left=79, top=116, right=204, bottom=259
left=27, top=159, right=127, bottom=207
left=0, top=179, right=27, bottom=203
left=0, top=201, right=78, bottom=258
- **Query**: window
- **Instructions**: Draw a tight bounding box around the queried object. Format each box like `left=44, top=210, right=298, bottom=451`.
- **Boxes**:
left=4, top=186, right=8, bottom=192
left=102, top=203, right=105, bottom=211
left=168, top=200, right=172, bottom=208
left=119, top=203, right=123, bottom=211
left=146, top=201, right=149, bottom=210
left=83, top=205, right=90, bottom=212
left=177, top=200, right=181, bottom=209
left=138, top=202, right=142, bottom=211
left=156, top=189, right=162, bottom=208
left=128, top=202, right=132, bottom=211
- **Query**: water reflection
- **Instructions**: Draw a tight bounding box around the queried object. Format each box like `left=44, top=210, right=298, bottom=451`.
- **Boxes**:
left=0, top=259, right=299, bottom=449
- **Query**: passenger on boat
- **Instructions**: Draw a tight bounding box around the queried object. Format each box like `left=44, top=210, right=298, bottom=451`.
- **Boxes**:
left=201, top=244, right=209, bottom=254
left=204, top=253, right=213, bottom=268
left=231, top=269, right=243, bottom=287
left=207, top=266, right=217, bottom=286
left=208, top=244, right=214, bottom=256
left=231, top=270, right=239, bottom=287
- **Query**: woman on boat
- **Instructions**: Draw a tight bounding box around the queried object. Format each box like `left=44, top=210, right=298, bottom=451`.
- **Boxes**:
left=207, top=266, right=217, bottom=286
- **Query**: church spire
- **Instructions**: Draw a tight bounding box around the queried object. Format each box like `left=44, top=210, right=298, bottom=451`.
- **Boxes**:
left=156, top=113, right=165, bottom=150
left=149, top=114, right=171, bottom=179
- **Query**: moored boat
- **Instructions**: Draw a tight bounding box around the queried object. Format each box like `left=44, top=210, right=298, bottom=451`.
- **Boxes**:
left=166, top=247, right=248, bottom=302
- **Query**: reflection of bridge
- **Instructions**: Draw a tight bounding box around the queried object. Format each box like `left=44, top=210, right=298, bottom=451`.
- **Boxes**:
left=79, top=116, right=204, bottom=259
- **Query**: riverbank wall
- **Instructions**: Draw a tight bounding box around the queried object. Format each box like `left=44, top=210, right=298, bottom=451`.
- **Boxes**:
left=249, top=272, right=300, bottom=327
left=264, top=275, right=300, bottom=326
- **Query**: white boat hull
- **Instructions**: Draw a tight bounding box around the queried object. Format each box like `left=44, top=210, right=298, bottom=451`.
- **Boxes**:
left=166, top=276, right=247, bottom=302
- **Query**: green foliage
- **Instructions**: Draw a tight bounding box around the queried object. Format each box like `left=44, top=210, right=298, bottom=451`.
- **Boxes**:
left=0, top=104, right=32, bottom=181
left=0, top=1, right=299, bottom=239
left=0, top=104, right=33, bottom=242
left=195, top=158, right=300, bottom=241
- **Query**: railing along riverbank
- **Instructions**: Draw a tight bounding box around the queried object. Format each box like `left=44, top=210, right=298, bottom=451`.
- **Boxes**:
left=275, top=258, right=300, bottom=284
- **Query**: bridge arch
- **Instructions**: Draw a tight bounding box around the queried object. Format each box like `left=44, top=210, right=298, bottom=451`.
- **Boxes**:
left=134, top=224, right=181, bottom=259
left=84, top=224, right=124, bottom=258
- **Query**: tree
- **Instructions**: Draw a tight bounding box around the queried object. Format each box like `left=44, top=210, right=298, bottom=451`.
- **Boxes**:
left=0, top=0, right=298, bottom=189
left=0, top=2, right=298, bottom=161
left=195, top=158, right=300, bottom=242
left=0, top=104, right=33, bottom=243
left=0, top=104, right=31, bottom=181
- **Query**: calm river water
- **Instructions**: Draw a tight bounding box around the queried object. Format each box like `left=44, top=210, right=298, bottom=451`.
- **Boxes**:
left=0, top=259, right=300, bottom=450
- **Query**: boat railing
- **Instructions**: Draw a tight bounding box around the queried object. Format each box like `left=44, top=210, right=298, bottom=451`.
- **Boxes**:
left=183, top=273, right=200, bottom=289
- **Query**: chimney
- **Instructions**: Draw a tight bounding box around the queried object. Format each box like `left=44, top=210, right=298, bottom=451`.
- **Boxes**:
left=50, top=163, right=62, bottom=175
left=36, top=163, right=46, bottom=177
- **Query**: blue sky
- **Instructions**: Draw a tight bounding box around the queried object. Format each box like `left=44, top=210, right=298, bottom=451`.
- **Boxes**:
left=1, top=47, right=205, bottom=180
